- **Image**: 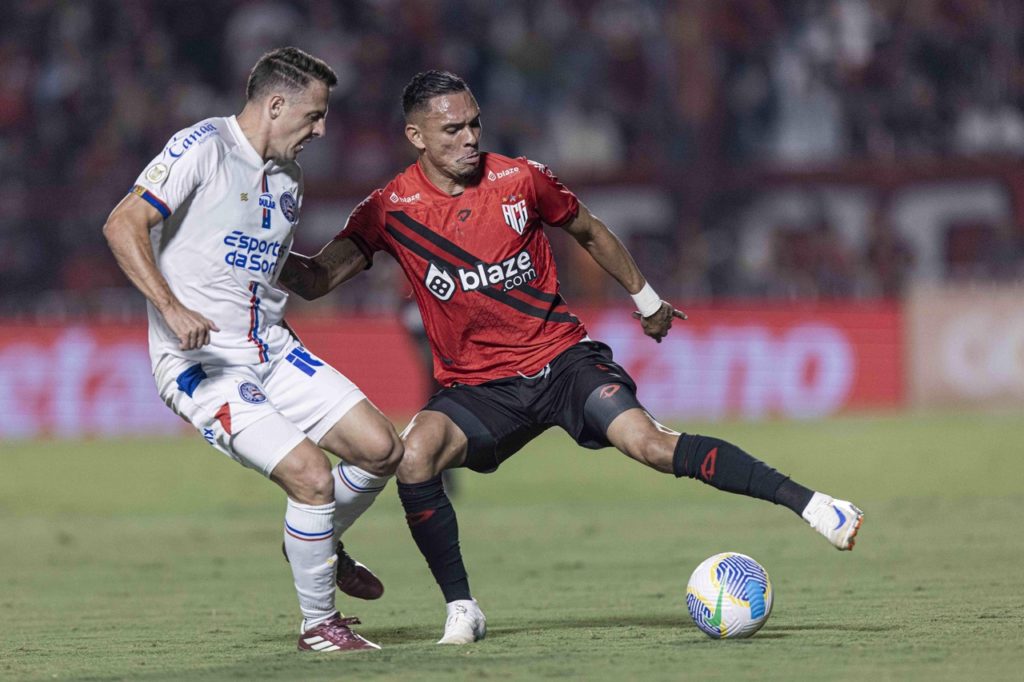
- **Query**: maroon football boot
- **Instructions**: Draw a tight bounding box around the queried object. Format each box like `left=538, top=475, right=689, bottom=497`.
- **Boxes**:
left=298, top=615, right=380, bottom=652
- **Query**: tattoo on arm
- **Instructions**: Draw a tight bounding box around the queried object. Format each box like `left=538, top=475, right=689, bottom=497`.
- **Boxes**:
left=280, top=240, right=365, bottom=299
left=319, top=245, right=353, bottom=272
left=278, top=255, right=321, bottom=299
left=315, top=239, right=366, bottom=289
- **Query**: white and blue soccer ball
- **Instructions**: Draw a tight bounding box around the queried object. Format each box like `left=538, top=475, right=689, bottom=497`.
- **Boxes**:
left=685, top=552, right=773, bottom=639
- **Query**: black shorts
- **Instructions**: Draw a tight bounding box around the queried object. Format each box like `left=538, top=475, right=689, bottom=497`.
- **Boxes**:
left=422, top=341, right=643, bottom=473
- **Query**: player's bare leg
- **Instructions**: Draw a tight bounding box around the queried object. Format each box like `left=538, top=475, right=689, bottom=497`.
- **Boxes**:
left=397, top=411, right=486, bottom=644
left=605, top=408, right=863, bottom=550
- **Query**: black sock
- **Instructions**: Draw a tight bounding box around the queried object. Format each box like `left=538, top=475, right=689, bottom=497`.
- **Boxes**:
left=398, top=475, right=471, bottom=602
left=672, top=434, right=813, bottom=515
left=774, top=478, right=815, bottom=516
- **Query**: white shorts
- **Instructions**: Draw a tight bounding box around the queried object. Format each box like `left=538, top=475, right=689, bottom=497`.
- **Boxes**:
left=154, top=337, right=365, bottom=476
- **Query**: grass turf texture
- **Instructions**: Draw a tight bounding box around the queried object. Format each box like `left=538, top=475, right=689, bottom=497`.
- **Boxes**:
left=2, top=411, right=1022, bottom=681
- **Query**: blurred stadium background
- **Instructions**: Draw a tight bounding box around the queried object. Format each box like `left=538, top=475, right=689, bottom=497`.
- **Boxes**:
left=2, top=0, right=1023, bottom=435
left=4, top=3, right=1024, bottom=679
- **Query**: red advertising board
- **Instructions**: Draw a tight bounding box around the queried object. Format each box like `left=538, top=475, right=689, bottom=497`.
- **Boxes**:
left=0, top=318, right=428, bottom=439
left=0, top=303, right=902, bottom=439
left=580, top=303, right=902, bottom=421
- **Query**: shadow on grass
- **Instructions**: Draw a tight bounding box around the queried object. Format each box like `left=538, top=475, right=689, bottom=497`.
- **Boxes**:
left=368, top=612, right=686, bottom=644
left=768, top=624, right=895, bottom=633
left=70, top=614, right=898, bottom=681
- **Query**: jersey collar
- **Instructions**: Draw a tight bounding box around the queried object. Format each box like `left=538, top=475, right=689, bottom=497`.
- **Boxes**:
left=226, top=115, right=273, bottom=170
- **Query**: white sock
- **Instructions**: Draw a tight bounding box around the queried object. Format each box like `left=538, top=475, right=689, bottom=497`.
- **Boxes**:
left=284, top=498, right=337, bottom=629
left=332, top=463, right=390, bottom=538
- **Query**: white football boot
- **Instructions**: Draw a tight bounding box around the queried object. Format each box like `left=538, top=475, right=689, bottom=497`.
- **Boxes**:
left=437, top=598, right=487, bottom=644
left=802, top=492, right=863, bottom=550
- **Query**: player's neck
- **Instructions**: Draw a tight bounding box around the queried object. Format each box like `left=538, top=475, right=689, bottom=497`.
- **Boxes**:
left=417, top=159, right=471, bottom=196
left=235, top=107, right=271, bottom=161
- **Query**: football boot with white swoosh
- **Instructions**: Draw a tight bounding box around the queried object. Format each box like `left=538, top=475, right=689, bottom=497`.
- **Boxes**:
left=802, top=492, right=863, bottom=550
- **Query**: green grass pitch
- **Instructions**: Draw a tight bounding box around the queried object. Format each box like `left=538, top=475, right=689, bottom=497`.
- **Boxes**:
left=2, top=411, right=1023, bottom=681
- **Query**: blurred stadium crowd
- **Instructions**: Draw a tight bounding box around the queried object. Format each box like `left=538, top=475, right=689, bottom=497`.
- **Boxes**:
left=2, top=0, right=1023, bottom=317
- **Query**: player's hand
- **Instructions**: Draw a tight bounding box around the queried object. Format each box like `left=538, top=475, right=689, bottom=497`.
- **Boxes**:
left=631, top=302, right=687, bottom=343
left=161, top=302, right=220, bottom=350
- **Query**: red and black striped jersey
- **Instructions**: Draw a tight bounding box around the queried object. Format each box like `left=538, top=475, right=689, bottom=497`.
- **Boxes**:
left=337, top=152, right=587, bottom=386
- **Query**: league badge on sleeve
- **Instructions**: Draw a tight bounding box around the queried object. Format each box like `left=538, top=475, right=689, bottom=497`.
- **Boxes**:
left=501, top=194, right=529, bottom=235
left=145, top=163, right=169, bottom=184
left=280, top=191, right=298, bottom=223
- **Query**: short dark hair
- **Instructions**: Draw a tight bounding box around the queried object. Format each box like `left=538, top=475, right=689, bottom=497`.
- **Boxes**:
left=402, top=70, right=470, bottom=118
left=246, top=47, right=338, bottom=101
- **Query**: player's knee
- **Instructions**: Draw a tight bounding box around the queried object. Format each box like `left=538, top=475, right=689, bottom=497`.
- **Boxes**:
left=398, top=433, right=444, bottom=482
left=287, top=464, right=335, bottom=505
left=359, top=429, right=404, bottom=477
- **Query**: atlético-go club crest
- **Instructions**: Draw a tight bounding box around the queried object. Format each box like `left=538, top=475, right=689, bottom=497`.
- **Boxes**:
left=501, top=194, right=529, bottom=235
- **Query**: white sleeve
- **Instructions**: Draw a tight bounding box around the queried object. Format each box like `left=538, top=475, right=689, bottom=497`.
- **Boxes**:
left=130, top=120, right=225, bottom=219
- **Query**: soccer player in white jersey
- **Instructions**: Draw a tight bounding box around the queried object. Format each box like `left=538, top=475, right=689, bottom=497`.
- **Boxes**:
left=103, top=47, right=401, bottom=652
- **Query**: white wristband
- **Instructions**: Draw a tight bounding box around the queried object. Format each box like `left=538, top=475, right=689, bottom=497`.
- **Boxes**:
left=631, top=282, right=662, bottom=318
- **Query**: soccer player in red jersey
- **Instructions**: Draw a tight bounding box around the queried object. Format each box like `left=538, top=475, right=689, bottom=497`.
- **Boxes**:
left=280, top=71, right=864, bottom=644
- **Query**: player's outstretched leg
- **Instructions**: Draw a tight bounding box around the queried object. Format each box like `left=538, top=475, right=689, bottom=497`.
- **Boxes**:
left=671, top=432, right=864, bottom=550
left=607, top=410, right=864, bottom=550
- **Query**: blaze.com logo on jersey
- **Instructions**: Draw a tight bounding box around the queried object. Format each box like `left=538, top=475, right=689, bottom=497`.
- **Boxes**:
left=424, top=249, right=537, bottom=301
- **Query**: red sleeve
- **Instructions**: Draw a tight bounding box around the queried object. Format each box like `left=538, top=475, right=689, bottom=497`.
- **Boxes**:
left=335, top=190, right=387, bottom=265
left=524, top=158, right=579, bottom=227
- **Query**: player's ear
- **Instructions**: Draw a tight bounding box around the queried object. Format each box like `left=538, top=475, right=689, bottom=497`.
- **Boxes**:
left=405, top=122, right=426, bottom=151
left=268, top=93, right=286, bottom=120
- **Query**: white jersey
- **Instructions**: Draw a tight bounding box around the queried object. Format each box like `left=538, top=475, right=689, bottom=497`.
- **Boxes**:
left=131, top=115, right=301, bottom=368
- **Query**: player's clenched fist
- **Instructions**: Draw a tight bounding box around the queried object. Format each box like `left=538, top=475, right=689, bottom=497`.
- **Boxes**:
left=632, top=303, right=687, bottom=343
left=161, top=301, right=220, bottom=350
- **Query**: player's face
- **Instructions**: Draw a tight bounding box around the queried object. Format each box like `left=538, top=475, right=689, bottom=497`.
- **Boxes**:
left=268, top=80, right=329, bottom=163
left=408, top=91, right=482, bottom=182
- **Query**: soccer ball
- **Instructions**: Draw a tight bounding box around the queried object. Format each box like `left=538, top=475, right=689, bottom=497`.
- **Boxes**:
left=685, top=552, right=773, bottom=639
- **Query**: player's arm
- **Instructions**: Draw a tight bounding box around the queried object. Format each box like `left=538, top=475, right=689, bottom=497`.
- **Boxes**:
left=279, top=238, right=368, bottom=300
left=102, top=193, right=220, bottom=350
left=560, top=203, right=686, bottom=343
